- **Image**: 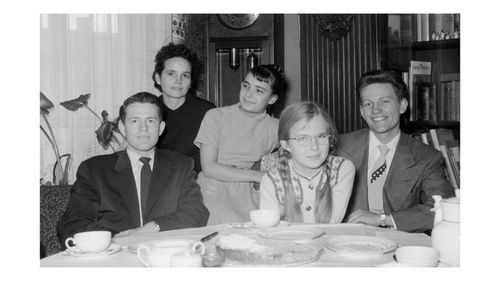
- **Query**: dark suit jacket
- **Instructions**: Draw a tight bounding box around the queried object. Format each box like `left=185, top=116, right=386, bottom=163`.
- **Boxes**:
left=337, top=129, right=455, bottom=232
left=57, top=149, right=209, bottom=244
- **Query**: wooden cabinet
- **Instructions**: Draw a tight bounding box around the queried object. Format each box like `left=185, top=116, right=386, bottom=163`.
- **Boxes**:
left=380, top=14, right=460, bottom=135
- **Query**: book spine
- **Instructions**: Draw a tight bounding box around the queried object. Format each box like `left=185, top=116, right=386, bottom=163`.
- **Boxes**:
left=449, top=146, right=460, bottom=170
left=421, top=132, right=429, bottom=145
left=400, top=14, right=413, bottom=44
left=420, top=14, right=429, bottom=41
left=447, top=147, right=460, bottom=187
left=438, top=82, right=446, bottom=121
left=449, top=82, right=458, bottom=121
left=429, top=83, right=437, bottom=121
left=429, top=129, right=440, bottom=151
left=416, top=85, right=430, bottom=120
left=454, top=81, right=460, bottom=121
left=439, top=144, right=459, bottom=189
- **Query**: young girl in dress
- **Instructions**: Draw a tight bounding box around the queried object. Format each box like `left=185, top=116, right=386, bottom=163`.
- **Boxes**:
left=259, top=101, right=355, bottom=223
left=194, top=65, right=284, bottom=225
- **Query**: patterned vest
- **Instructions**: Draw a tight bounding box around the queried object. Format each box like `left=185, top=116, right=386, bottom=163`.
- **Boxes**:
left=266, top=156, right=346, bottom=216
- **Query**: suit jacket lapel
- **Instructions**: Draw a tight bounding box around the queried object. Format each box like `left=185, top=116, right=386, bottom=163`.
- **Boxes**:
left=383, top=133, right=418, bottom=210
left=144, top=150, right=174, bottom=219
left=344, top=129, right=370, bottom=212
left=113, top=151, right=141, bottom=228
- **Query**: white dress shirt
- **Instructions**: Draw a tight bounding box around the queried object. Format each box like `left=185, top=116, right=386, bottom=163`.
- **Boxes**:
left=367, top=131, right=400, bottom=228
left=126, top=148, right=155, bottom=226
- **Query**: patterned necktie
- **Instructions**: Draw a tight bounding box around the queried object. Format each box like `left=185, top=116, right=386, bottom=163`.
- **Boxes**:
left=368, top=145, right=390, bottom=214
left=139, top=157, right=152, bottom=222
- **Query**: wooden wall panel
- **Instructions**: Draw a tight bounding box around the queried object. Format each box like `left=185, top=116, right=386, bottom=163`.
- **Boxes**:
left=299, top=14, right=382, bottom=134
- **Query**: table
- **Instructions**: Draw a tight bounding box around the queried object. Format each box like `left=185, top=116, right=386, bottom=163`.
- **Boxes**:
left=40, top=223, right=432, bottom=267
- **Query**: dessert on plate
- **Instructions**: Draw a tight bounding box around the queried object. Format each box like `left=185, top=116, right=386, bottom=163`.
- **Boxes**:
left=217, top=234, right=322, bottom=266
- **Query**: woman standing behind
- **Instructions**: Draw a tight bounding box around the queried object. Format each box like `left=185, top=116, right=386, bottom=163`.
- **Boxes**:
left=195, top=65, right=284, bottom=225
left=153, top=43, right=215, bottom=173
left=259, top=101, right=355, bottom=223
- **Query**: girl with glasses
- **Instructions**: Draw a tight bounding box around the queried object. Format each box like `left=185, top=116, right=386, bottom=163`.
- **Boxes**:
left=259, top=101, right=355, bottom=223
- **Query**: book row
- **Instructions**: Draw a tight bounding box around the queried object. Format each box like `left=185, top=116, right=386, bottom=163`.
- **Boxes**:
left=387, top=14, right=460, bottom=44
left=405, top=61, right=460, bottom=122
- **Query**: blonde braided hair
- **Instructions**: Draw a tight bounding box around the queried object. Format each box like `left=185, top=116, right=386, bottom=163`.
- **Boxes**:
left=277, top=101, right=339, bottom=223
left=277, top=148, right=302, bottom=222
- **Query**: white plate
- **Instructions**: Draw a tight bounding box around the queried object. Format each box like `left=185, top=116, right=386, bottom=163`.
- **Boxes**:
left=64, top=243, right=122, bottom=258
left=325, top=236, right=398, bottom=256
left=258, top=226, right=325, bottom=241
left=229, top=220, right=290, bottom=229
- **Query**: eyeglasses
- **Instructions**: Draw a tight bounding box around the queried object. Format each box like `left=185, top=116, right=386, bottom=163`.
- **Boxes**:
left=288, top=134, right=331, bottom=146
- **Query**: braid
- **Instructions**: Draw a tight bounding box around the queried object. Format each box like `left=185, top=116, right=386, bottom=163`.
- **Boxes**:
left=314, top=154, right=333, bottom=223
left=277, top=148, right=302, bottom=222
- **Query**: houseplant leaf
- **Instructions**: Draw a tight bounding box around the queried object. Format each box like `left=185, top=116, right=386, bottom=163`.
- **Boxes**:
left=60, top=94, right=91, bottom=111
left=95, top=111, right=115, bottom=150
left=40, top=92, right=54, bottom=114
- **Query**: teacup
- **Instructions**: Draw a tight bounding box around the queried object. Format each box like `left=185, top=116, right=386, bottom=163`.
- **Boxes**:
left=137, top=239, right=205, bottom=267
left=64, top=231, right=111, bottom=253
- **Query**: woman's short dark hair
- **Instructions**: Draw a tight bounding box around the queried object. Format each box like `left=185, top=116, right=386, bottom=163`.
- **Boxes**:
left=356, top=69, right=408, bottom=103
left=119, top=92, right=164, bottom=122
left=152, top=43, right=202, bottom=95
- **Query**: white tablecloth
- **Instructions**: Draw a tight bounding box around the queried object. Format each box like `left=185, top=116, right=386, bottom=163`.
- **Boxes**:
left=40, top=223, right=432, bottom=267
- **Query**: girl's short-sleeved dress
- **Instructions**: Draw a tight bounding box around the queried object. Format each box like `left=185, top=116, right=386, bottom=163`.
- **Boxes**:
left=194, top=104, right=279, bottom=225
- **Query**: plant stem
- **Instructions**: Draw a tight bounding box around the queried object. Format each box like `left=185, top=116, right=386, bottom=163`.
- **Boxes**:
left=41, top=114, right=65, bottom=184
left=40, top=125, right=59, bottom=160
left=84, top=105, right=103, bottom=122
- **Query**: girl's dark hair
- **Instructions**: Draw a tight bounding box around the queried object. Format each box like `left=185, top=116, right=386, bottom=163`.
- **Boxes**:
left=152, top=43, right=202, bottom=95
left=247, top=64, right=285, bottom=98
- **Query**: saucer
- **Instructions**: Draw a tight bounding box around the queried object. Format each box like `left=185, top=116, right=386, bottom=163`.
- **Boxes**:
left=65, top=243, right=122, bottom=258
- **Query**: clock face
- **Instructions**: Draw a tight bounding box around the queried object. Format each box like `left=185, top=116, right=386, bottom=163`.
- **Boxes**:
left=218, top=14, right=259, bottom=30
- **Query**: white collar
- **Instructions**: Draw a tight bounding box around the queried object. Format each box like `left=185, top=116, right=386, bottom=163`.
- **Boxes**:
left=126, top=147, right=155, bottom=168
left=369, top=130, right=400, bottom=152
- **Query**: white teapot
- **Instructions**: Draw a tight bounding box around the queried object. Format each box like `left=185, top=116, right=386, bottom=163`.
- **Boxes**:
left=431, top=194, right=460, bottom=266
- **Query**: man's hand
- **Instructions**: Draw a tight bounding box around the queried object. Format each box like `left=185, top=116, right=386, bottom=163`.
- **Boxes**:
left=347, top=209, right=381, bottom=226
left=114, top=221, right=160, bottom=238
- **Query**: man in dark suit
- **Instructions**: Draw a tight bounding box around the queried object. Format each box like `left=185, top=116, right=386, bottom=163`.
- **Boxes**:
left=57, top=92, right=209, bottom=244
left=338, top=70, right=455, bottom=233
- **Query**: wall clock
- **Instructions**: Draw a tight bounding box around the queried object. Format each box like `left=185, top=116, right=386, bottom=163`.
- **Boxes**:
left=217, top=14, right=259, bottom=30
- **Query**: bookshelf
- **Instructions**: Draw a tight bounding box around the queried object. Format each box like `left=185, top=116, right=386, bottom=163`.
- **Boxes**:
left=381, top=14, right=460, bottom=189
left=381, top=14, right=460, bottom=136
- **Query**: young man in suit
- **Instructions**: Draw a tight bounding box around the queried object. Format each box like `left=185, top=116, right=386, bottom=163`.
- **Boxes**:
left=338, top=70, right=455, bottom=233
left=57, top=92, right=209, bottom=244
